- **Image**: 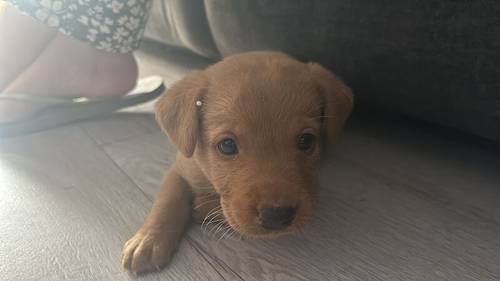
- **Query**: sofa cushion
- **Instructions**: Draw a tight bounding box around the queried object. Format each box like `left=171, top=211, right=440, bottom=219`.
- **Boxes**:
left=144, top=0, right=219, bottom=59
left=204, top=0, right=500, bottom=141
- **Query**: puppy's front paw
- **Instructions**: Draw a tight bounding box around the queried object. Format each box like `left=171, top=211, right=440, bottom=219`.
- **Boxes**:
left=121, top=229, right=177, bottom=274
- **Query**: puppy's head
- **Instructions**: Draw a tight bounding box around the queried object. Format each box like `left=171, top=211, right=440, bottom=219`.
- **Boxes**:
left=156, top=51, right=353, bottom=238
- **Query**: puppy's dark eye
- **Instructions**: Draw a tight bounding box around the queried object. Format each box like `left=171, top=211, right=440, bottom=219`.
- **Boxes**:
left=217, top=138, right=238, bottom=155
left=297, top=133, right=316, bottom=152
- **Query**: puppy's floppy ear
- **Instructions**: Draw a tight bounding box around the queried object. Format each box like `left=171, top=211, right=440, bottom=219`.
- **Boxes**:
left=308, top=63, right=354, bottom=142
left=155, top=71, right=208, bottom=157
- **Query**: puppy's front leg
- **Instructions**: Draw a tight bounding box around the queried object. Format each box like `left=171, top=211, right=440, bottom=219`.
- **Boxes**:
left=121, top=167, right=191, bottom=274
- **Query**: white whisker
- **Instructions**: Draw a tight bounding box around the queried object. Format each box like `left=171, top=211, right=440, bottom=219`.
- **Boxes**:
left=206, top=219, right=225, bottom=235
left=201, top=206, right=222, bottom=229
left=218, top=226, right=233, bottom=242
left=203, top=211, right=223, bottom=232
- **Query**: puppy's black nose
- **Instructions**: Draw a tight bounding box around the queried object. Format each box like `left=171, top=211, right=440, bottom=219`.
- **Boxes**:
left=259, top=207, right=297, bottom=230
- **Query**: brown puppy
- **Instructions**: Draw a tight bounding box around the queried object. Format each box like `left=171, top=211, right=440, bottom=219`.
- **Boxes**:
left=121, top=51, right=353, bottom=274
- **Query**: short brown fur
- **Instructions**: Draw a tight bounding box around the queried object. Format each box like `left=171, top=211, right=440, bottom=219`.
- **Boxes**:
left=121, top=51, right=353, bottom=274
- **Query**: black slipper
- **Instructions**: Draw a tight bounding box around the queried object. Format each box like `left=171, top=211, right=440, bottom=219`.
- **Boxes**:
left=0, top=76, right=165, bottom=137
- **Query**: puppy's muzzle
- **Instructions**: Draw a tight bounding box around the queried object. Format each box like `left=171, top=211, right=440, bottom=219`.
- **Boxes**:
left=258, top=206, right=297, bottom=230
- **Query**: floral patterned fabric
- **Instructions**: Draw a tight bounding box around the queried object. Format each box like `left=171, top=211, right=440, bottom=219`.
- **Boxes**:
left=5, top=0, right=152, bottom=53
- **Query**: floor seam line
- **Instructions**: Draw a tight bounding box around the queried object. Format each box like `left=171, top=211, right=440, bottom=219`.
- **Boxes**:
left=186, top=235, right=246, bottom=281
left=81, top=125, right=154, bottom=202
left=185, top=236, right=230, bottom=281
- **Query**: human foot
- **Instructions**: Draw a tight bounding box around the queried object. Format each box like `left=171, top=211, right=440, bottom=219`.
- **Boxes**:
left=0, top=32, right=138, bottom=124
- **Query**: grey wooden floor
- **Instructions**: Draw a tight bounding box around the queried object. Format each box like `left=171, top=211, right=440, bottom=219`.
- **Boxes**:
left=1, top=42, right=500, bottom=281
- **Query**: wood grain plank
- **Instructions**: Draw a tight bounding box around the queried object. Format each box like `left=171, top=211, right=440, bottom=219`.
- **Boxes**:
left=101, top=129, right=176, bottom=199
left=0, top=126, right=224, bottom=281
left=338, top=111, right=500, bottom=223
left=79, top=113, right=159, bottom=146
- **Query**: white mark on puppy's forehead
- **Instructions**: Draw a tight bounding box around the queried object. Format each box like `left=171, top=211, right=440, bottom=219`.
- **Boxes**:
left=196, top=100, right=203, bottom=107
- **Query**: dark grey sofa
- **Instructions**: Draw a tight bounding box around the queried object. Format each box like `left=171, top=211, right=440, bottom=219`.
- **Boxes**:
left=144, top=0, right=500, bottom=142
